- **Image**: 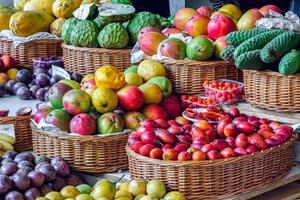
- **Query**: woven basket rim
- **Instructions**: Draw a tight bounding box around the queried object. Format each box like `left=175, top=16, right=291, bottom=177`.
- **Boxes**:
left=127, top=134, right=297, bottom=167
left=0, top=38, right=62, bottom=44
left=61, top=43, right=132, bottom=52
left=0, top=115, right=33, bottom=121
left=162, top=59, right=233, bottom=65
left=30, top=122, right=131, bottom=142
left=244, top=70, right=300, bottom=77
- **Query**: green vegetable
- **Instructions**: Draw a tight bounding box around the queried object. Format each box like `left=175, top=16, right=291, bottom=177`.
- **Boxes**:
left=220, top=45, right=235, bottom=61
left=278, top=50, right=300, bottom=75
left=235, top=50, right=265, bottom=70
left=61, top=17, right=80, bottom=45
left=225, top=28, right=269, bottom=46
left=260, top=31, right=300, bottom=63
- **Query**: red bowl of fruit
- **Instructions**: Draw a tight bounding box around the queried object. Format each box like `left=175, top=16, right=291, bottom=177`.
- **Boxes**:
left=181, top=95, right=220, bottom=109
left=182, top=107, right=224, bottom=123
left=203, top=79, right=244, bottom=104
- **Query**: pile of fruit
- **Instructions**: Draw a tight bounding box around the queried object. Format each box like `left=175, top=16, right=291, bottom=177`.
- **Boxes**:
left=1, top=56, right=82, bottom=101
left=181, top=95, right=218, bottom=109
left=138, top=4, right=282, bottom=61
left=128, top=107, right=294, bottom=161
left=34, top=60, right=182, bottom=135
left=0, top=152, right=82, bottom=199
left=222, top=28, right=300, bottom=75
left=39, top=178, right=185, bottom=200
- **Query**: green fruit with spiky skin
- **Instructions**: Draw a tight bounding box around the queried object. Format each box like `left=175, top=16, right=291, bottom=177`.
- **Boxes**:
left=93, top=16, right=110, bottom=29
left=156, top=14, right=171, bottom=28
left=98, top=23, right=129, bottom=48
left=70, top=20, right=100, bottom=48
left=127, top=11, right=161, bottom=44
left=61, top=17, right=80, bottom=45
left=111, top=0, right=133, bottom=5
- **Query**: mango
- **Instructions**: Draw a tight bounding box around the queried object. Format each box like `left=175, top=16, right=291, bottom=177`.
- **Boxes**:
left=24, top=0, right=55, bottom=15
left=0, top=6, right=17, bottom=31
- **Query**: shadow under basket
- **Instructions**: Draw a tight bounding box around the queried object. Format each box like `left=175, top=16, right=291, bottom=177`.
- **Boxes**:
left=0, top=116, right=32, bottom=151
left=127, top=134, right=297, bottom=200
left=31, top=123, right=131, bottom=173
left=243, top=70, right=300, bottom=112
left=0, top=38, right=63, bottom=69
left=162, top=60, right=243, bottom=95
left=62, top=43, right=132, bottom=75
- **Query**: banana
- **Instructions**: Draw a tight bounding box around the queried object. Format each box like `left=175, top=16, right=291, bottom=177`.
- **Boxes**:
left=0, top=134, right=16, bottom=144
left=0, top=140, right=14, bottom=151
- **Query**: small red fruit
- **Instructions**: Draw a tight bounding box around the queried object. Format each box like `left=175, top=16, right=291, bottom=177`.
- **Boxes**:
left=220, top=147, right=235, bottom=158
left=223, top=123, right=238, bottom=137
left=150, top=148, right=163, bottom=159
left=154, top=119, right=170, bottom=129
left=234, top=147, right=248, bottom=156
left=192, top=151, right=207, bottom=161
left=163, top=149, right=178, bottom=160
left=175, top=116, right=190, bottom=126
left=174, top=143, right=189, bottom=153
left=265, top=138, right=280, bottom=147
left=139, top=144, right=156, bottom=157
left=168, top=126, right=185, bottom=135
left=155, top=128, right=176, bottom=144
left=206, top=150, right=221, bottom=160
left=246, top=144, right=258, bottom=154
left=201, top=144, right=216, bottom=153
left=217, top=117, right=232, bottom=138
left=236, top=121, right=255, bottom=135
left=225, top=137, right=236, bottom=148
left=228, top=108, right=240, bottom=118
left=141, top=131, right=160, bottom=145
left=235, top=133, right=248, bottom=148
left=213, top=139, right=229, bottom=151
left=130, top=141, right=144, bottom=153
left=161, top=144, right=173, bottom=152
left=178, top=151, right=192, bottom=161
left=194, top=119, right=212, bottom=131
left=232, top=116, right=246, bottom=125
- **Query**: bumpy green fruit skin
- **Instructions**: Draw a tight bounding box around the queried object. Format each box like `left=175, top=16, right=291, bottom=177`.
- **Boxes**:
left=127, top=11, right=162, bottom=44
left=98, top=23, right=129, bottom=48
left=234, top=30, right=285, bottom=59
left=235, top=49, right=265, bottom=70
left=111, top=0, right=133, bottom=5
left=260, top=31, right=300, bottom=63
left=225, top=28, right=268, bottom=46
left=279, top=50, right=300, bottom=75
left=61, top=17, right=80, bottom=45
left=70, top=20, right=100, bottom=48
left=221, top=45, right=235, bottom=62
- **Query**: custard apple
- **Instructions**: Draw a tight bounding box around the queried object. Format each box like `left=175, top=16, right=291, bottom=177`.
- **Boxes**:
left=61, top=17, right=80, bottom=44
left=70, top=20, right=100, bottom=48
left=98, top=23, right=129, bottom=48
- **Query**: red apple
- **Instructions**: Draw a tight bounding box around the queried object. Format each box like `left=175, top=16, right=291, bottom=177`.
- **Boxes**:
left=207, top=150, right=221, bottom=160
left=150, top=148, right=163, bottom=159
left=197, top=6, right=213, bottom=18
left=259, top=5, right=281, bottom=16
left=223, top=123, right=238, bottom=137
left=220, top=147, right=235, bottom=158
left=234, top=147, right=248, bottom=156
left=225, top=137, right=236, bottom=148
left=213, top=139, right=229, bottom=151
left=207, top=15, right=237, bottom=40
left=174, top=8, right=199, bottom=30
left=178, top=151, right=192, bottom=161
left=201, top=144, right=216, bottom=153
left=162, top=144, right=173, bottom=152
left=139, top=144, right=156, bottom=157
left=185, top=15, right=210, bottom=37
left=174, top=143, right=189, bottom=153
left=117, top=85, right=144, bottom=111
left=130, top=141, right=144, bottom=153
left=143, top=104, right=168, bottom=120
left=192, top=151, right=206, bottom=161
left=163, top=149, right=178, bottom=160
left=235, top=133, right=248, bottom=148
left=214, top=36, right=229, bottom=59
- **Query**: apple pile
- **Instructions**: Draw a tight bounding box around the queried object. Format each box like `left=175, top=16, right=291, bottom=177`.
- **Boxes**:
left=128, top=107, right=294, bottom=161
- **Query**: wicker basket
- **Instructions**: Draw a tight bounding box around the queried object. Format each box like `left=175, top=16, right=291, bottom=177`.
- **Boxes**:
left=163, top=60, right=243, bottom=95
left=127, top=134, right=297, bottom=200
left=243, top=70, right=300, bottom=112
left=62, top=43, right=131, bottom=75
left=31, top=123, right=131, bottom=173
left=0, top=116, right=32, bottom=151
left=0, top=38, right=62, bottom=69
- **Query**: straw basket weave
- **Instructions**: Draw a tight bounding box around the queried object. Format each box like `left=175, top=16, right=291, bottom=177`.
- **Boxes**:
left=243, top=70, right=300, bottom=112
left=0, top=38, right=62, bottom=69
left=0, top=116, right=32, bottom=151
left=62, top=43, right=131, bottom=75
left=163, top=60, right=242, bottom=95
left=127, top=134, right=297, bottom=200
left=31, top=123, right=131, bottom=173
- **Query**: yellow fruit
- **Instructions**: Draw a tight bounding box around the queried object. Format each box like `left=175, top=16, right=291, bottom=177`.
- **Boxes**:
left=146, top=179, right=166, bottom=199
left=219, top=4, right=242, bottom=21
left=128, top=179, right=147, bottom=197
left=6, top=68, right=19, bottom=81
left=95, top=66, right=125, bottom=90
left=0, top=73, right=9, bottom=85
left=115, top=190, right=132, bottom=199
left=134, top=195, right=146, bottom=200
left=24, top=0, right=55, bottom=15
left=59, top=79, right=81, bottom=89
left=81, top=74, right=95, bottom=84
left=92, top=180, right=116, bottom=200
left=76, top=194, right=94, bottom=200
left=0, top=150, right=5, bottom=156
left=50, top=18, right=66, bottom=37
left=82, top=0, right=99, bottom=4
left=118, top=182, right=130, bottom=192
left=0, top=140, right=14, bottom=151
left=60, top=186, right=80, bottom=198
left=139, top=83, right=162, bottom=104
left=53, top=0, right=79, bottom=19
left=0, top=6, right=17, bottom=31
left=0, top=134, right=16, bottom=144
left=138, top=60, right=166, bottom=81
left=14, top=0, right=30, bottom=10
left=125, top=73, right=143, bottom=87
left=115, top=197, right=133, bottom=200
left=92, top=87, right=118, bottom=113
left=10, top=10, right=54, bottom=37
left=163, top=192, right=185, bottom=200
left=45, top=191, right=64, bottom=200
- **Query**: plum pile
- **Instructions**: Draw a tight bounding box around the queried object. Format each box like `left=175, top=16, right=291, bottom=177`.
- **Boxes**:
left=0, top=152, right=82, bottom=200
left=3, top=56, right=82, bottom=101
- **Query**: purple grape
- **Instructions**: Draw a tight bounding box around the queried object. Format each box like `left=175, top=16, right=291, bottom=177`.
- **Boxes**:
left=28, top=80, right=36, bottom=88
left=29, top=85, right=40, bottom=98
left=16, top=87, right=31, bottom=100
left=33, top=68, right=48, bottom=77
left=16, top=69, right=32, bottom=84
left=36, top=73, right=50, bottom=87
left=35, top=88, right=47, bottom=101
left=13, top=82, right=27, bottom=94
left=5, top=80, right=15, bottom=95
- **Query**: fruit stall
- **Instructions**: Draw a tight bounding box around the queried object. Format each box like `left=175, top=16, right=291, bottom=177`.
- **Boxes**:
left=0, top=0, right=300, bottom=199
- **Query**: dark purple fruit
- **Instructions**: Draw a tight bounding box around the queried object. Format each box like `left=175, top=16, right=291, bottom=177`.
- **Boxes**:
left=1, top=158, right=13, bottom=165
left=5, top=80, right=15, bottom=95
left=24, top=187, right=41, bottom=200
left=29, top=85, right=40, bottom=98
left=0, top=85, right=6, bottom=98
left=34, top=162, right=48, bottom=171
left=0, top=109, right=9, bottom=117
left=34, top=68, right=48, bottom=76
left=0, top=162, right=18, bottom=176
left=16, top=69, right=32, bottom=84
left=16, top=87, right=31, bottom=100
left=34, top=155, right=50, bottom=165
left=66, top=174, right=82, bottom=186
left=14, top=152, right=35, bottom=163
left=53, top=161, right=70, bottom=177
left=18, top=160, right=34, bottom=169
left=28, top=171, right=45, bottom=187
left=36, top=73, right=50, bottom=87
left=36, top=164, right=56, bottom=182
left=50, top=156, right=66, bottom=166
left=71, top=72, right=83, bottom=83
left=12, top=173, right=30, bottom=191
left=0, top=174, right=13, bottom=194
left=44, top=91, right=49, bottom=102
left=28, top=80, right=36, bottom=88
left=2, top=151, right=18, bottom=160
left=38, top=184, right=52, bottom=196
left=50, top=75, right=63, bottom=85
left=12, top=82, right=27, bottom=94
left=35, top=88, right=47, bottom=101
left=16, top=166, right=32, bottom=175
left=5, top=191, right=24, bottom=200
left=48, top=176, right=66, bottom=191
left=16, top=107, right=32, bottom=116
